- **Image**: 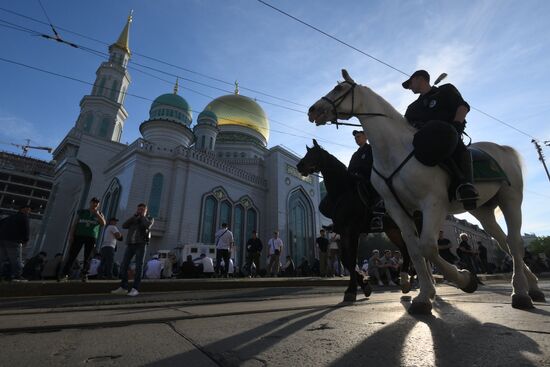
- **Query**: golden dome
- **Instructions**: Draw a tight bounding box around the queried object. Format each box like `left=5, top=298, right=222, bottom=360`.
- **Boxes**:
left=203, top=94, right=269, bottom=141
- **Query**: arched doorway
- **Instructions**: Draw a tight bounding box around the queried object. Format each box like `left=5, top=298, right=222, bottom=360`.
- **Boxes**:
left=288, top=189, right=315, bottom=265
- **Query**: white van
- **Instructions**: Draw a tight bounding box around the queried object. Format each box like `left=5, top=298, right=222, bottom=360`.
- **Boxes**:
left=179, top=243, right=216, bottom=264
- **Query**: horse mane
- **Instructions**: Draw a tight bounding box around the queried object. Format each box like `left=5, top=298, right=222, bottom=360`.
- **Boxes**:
left=359, top=84, right=416, bottom=134
left=316, top=144, right=348, bottom=174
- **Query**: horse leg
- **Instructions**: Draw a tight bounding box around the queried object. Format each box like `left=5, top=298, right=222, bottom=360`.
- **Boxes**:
left=386, top=209, right=435, bottom=314
left=421, top=205, right=475, bottom=294
left=384, top=220, right=411, bottom=293
left=470, top=204, right=536, bottom=308
left=340, top=226, right=359, bottom=302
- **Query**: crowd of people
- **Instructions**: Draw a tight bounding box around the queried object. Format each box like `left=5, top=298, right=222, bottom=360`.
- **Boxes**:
left=2, top=198, right=548, bottom=297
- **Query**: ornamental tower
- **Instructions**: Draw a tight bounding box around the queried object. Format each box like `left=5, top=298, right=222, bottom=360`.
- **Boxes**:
left=73, top=12, right=133, bottom=142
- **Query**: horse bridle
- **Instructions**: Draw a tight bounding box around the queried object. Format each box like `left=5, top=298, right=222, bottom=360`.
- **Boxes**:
left=321, top=81, right=415, bottom=219
left=320, top=81, right=388, bottom=125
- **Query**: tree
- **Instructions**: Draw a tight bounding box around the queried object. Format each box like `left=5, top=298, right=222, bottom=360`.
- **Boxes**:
left=528, top=236, right=550, bottom=257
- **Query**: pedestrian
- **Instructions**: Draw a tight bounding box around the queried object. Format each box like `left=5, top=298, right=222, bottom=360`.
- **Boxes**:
left=0, top=204, right=31, bottom=282
left=198, top=253, right=215, bottom=278
left=58, top=197, right=106, bottom=282
left=456, top=233, right=483, bottom=285
left=348, top=130, right=384, bottom=231
left=22, top=251, right=47, bottom=280
left=214, top=223, right=234, bottom=278
left=111, top=203, right=154, bottom=296
left=99, top=217, right=122, bottom=279
left=267, top=230, right=283, bottom=277
left=328, top=231, right=341, bottom=276
left=144, top=254, right=162, bottom=279
left=402, top=69, right=478, bottom=208
left=87, top=253, right=102, bottom=279
left=316, top=229, right=329, bottom=277
left=246, top=230, right=263, bottom=277
left=42, top=253, right=63, bottom=279
left=180, top=255, right=198, bottom=278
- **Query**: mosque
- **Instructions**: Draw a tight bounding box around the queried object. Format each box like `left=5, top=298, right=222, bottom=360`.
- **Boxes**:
left=38, top=15, right=323, bottom=267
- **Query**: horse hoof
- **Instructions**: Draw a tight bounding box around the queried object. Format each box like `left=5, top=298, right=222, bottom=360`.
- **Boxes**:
left=528, top=290, right=546, bottom=303
left=401, top=282, right=411, bottom=294
left=343, top=292, right=357, bottom=302
left=362, top=283, right=372, bottom=297
left=460, top=272, right=478, bottom=293
left=408, top=301, right=432, bottom=315
left=512, top=294, right=534, bottom=310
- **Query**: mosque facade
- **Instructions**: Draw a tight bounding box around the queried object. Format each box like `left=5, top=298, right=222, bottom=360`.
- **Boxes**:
left=38, top=16, right=322, bottom=267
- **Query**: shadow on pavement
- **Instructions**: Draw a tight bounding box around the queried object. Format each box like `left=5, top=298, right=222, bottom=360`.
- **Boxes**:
left=328, top=297, right=542, bottom=367
left=145, top=306, right=339, bottom=366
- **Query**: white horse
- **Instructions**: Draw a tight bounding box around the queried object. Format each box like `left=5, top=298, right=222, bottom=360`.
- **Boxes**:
left=308, top=70, right=545, bottom=314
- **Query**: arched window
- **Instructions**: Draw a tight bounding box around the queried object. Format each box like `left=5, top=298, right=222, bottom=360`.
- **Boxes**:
left=110, top=80, right=119, bottom=101
left=201, top=196, right=217, bottom=243
left=288, top=189, right=314, bottom=264
left=209, top=137, right=213, bottom=150
left=246, top=208, right=257, bottom=241
left=120, top=86, right=127, bottom=104
left=148, top=173, right=163, bottom=218
left=99, top=118, right=110, bottom=138
left=220, top=200, right=232, bottom=227
left=97, top=77, right=106, bottom=96
left=201, top=136, right=206, bottom=149
left=101, top=178, right=121, bottom=220
left=233, top=205, right=244, bottom=265
left=83, top=114, right=93, bottom=132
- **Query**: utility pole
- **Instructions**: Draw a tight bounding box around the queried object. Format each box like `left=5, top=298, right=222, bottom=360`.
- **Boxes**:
left=532, top=139, right=550, bottom=183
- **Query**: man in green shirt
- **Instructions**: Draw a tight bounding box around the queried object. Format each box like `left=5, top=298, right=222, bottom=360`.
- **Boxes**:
left=58, top=197, right=106, bottom=282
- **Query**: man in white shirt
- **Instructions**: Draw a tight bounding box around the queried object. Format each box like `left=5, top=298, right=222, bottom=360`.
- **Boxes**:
left=99, top=218, right=122, bottom=279
left=144, top=254, right=163, bottom=279
left=198, top=253, right=215, bottom=277
left=267, top=231, right=284, bottom=277
left=214, top=223, right=234, bottom=278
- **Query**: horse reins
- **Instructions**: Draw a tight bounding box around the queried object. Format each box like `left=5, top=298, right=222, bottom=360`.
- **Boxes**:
left=321, top=81, right=388, bottom=127
left=321, top=81, right=415, bottom=219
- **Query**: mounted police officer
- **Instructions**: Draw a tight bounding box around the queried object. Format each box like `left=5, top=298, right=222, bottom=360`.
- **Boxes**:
left=402, top=70, right=479, bottom=209
left=348, top=129, right=383, bottom=231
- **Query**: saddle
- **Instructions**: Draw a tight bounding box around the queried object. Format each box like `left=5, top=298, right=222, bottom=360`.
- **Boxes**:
left=442, top=147, right=510, bottom=201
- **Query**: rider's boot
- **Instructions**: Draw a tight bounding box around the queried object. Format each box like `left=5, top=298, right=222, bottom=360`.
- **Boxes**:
left=455, top=150, right=479, bottom=210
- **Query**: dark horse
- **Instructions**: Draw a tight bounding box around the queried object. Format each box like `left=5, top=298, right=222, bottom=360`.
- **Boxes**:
left=297, top=139, right=414, bottom=302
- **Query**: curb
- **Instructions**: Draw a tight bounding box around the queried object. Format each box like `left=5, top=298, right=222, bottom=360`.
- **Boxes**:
left=0, top=272, right=529, bottom=298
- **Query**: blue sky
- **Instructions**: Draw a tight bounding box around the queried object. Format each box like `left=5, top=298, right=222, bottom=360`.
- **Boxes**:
left=1, top=0, right=549, bottom=235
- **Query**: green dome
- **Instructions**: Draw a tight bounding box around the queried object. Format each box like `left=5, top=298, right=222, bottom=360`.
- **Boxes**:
left=151, top=93, right=190, bottom=112
left=198, top=109, right=218, bottom=122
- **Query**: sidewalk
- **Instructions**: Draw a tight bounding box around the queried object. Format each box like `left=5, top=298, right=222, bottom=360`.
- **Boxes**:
left=0, top=272, right=523, bottom=298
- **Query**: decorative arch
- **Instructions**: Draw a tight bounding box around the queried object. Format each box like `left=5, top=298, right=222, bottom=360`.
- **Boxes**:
left=287, top=187, right=315, bottom=264
left=82, top=113, right=94, bottom=133
left=99, top=117, right=110, bottom=138
left=101, top=178, right=122, bottom=220
left=110, top=80, right=119, bottom=101
left=97, top=77, right=106, bottom=96
left=148, top=173, right=164, bottom=218
left=199, top=194, right=218, bottom=244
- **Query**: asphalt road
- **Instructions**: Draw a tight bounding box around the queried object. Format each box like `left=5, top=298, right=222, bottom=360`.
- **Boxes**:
left=0, top=280, right=549, bottom=366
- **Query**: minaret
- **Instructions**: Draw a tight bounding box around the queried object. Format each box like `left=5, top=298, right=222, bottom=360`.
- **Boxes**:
left=74, top=11, right=133, bottom=142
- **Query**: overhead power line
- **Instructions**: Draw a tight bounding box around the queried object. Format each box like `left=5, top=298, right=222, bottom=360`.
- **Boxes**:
left=0, top=6, right=308, bottom=108
left=256, top=0, right=540, bottom=141
left=0, top=56, right=351, bottom=149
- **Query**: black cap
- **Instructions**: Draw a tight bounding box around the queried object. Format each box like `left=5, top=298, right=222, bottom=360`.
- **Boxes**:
left=90, top=197, right=100, bottom=203
left=352, top=130, right=365, bottom=136
left=402, top=70, right=430, bottom=89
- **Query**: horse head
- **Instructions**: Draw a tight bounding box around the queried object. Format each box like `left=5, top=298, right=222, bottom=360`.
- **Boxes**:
left=297, top=139, right=324, bottom=176
left=308, top=69, right=357, bottom=126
